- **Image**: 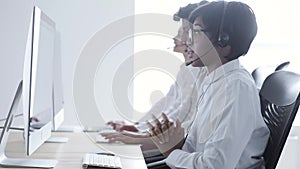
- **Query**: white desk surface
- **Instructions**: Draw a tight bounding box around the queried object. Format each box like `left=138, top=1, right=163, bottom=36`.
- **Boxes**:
left=1, top=131, right=147, bottom=169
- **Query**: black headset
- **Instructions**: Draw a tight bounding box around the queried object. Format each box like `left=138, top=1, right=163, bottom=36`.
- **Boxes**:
left=217, top=1, right=229, bottom=48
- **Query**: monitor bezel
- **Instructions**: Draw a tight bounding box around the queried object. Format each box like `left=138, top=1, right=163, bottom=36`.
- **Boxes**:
left=52, top=31, right=65, bottom=131
left=23, top=5, right=54, bottom=156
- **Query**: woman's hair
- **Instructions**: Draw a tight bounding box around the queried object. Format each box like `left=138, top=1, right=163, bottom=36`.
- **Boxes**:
left=189, top=1, right=257, bottom=61
left=174, top=1, right=209, bottom=20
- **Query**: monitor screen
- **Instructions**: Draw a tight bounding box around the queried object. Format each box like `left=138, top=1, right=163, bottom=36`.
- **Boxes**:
left=52, top=31, right=65, bottom=131
left=23, top=6, right=55, bottom=156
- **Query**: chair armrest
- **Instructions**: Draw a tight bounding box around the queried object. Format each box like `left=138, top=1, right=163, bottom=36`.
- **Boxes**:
left=143, top=148, right=165, bottom=164
left=147, top=159, right=170, bottom=169
left=144, top=154, right=165, bottom=164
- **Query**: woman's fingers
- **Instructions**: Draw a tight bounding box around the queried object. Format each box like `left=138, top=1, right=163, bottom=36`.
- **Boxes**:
left=100, top=132, right=120, bottom=139
left=161, top=113, right=172, bottom=143
left=161, top=123, right=169, bottom=142
left=152, top=114, right=162, bottom=130
left=175, top=118, right=182, bottom=130
left=146, top=120, right=155, bottom=133
left=146, top=114, right=181, bottom=145
left=147, top=120, right=165, bottom=144
left=168, top=121, right=174, bottom=137
left=146, top=120, right=158, bottom=137
left=162, top=113, right=169, bottom=124
left=152, top=114, right=165, bottom=141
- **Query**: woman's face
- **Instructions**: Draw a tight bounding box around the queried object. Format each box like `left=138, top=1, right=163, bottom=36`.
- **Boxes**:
left=188, top=17, right=218, bottom=68
left=173, top=19, right=190, bottom=61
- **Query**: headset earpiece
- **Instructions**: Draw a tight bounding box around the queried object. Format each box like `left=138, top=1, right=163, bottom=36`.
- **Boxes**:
left=217, top=1, right=229, bottom=48
left=218, top=32, right=229, bottom=48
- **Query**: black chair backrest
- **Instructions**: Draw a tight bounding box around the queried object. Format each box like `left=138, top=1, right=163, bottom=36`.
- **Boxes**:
left=275, top=61, right=290, bottom=71
left=252, top=66, right=276, bottom=90
left=252, top=61, right=290, bottom=90
left=260, top=71, right=300, bottom=169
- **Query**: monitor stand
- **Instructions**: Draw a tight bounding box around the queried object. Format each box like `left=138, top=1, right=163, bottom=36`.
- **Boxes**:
left=46, top=136, right=69, bottom=143
left=56, top=125, right=83, bottom=132
left=0, top=154, right=57, bottom=168
left=31, top=123, right=69, bottom=143
left=46, top=125, right=85, bottom=143
left=32, top=123, right=82, bottom=133
left=0, top=81, right=57, bottom=168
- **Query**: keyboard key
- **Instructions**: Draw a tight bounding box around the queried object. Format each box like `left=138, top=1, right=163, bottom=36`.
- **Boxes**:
left=82, top=153, right=122, bottom=169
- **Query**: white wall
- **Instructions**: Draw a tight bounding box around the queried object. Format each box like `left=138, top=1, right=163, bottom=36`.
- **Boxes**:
left=0, top=0, right=134, bottom=127
left=0, top=0, right=34, bottom=123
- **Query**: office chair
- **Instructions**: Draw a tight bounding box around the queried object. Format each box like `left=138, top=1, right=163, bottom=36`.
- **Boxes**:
left=147, top=159, right=169, bottom=169
left=259, top=70, right=300, bottom=169
left=275, top=61, right=290, bottom=71
left=252, top=66, right=276, bottom=90
left=144, top=149, right=170, bottom=169
left=252, top=61, right=290, bottom=90
left=148, top=70, right=300, bottom=169
left=144, top=152, right=165, bottom=164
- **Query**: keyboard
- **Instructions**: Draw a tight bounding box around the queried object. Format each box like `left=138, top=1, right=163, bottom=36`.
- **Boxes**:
left=96, top=132, right=123, bottom=144
left=82, top=153, right=122, bottom=169
left=96, top=134, right=110, bottom=143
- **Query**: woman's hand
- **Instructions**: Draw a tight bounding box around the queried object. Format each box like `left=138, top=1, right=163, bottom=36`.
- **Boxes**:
left=100, top=130, right=152, bottom=144
left=147, top=113, right=185, bottom=157
left=106, top=120, right=139, bottom=132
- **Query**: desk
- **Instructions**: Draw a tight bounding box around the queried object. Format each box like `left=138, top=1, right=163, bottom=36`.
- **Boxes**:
left=1, top=131, right=147, bottom=169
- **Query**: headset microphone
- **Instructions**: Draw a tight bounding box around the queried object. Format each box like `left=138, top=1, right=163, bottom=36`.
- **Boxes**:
left=185, top=46, right=214, bottom=66
left=185, top=57, right=200, bottom=66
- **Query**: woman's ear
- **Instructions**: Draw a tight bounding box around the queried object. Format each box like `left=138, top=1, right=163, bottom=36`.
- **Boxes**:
left=216, top=45, right=231, bottom=61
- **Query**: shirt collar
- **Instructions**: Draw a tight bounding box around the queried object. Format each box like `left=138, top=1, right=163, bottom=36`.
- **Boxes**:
left=205, top=59, right=242, bottom=82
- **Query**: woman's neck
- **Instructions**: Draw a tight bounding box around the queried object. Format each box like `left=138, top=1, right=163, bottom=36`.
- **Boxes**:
left=206, top=56, right=229, bottom=74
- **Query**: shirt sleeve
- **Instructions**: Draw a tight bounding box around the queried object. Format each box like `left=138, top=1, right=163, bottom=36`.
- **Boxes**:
left=137, top=83, right=180, bottom=130
left=137, top=65, right=187, bottom=130
left=166, top=80, right=258, bottom=169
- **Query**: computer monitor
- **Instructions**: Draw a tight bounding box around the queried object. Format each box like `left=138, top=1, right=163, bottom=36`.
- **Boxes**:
left=0, top=81, right=57, bottom=168
left=52, top=31, right=65, bottom=131
left=22, top=6, right=57, bottom=164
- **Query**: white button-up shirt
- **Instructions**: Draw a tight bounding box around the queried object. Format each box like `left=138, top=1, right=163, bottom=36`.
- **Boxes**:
left=138, top=64, right=207, bottom=133
left=166, top=59, right=270, bottom=169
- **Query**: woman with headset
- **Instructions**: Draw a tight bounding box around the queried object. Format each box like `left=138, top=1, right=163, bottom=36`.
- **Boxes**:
left=147, top=1, right=270, bottom=169
left=102, top=1, right=209, bottom=147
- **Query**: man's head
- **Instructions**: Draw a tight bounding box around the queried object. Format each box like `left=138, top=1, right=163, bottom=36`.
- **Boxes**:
left=173, top=1, right=208, bottom=21
left=172, top=1, right=209, bottom=61
left=173, top=0, right=207, bottom=61
left=189, top=1, right=257, bottom=62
